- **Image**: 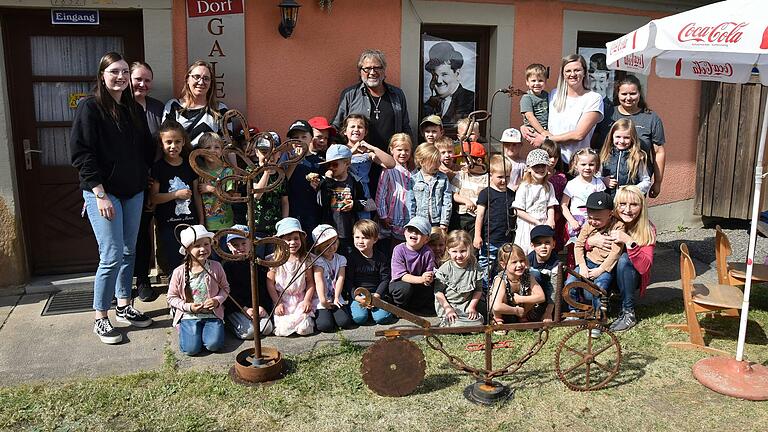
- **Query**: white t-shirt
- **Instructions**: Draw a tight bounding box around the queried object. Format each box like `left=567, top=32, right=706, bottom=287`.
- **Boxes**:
left=563, top=177, right=606, bottom=218
left=547, top=90, right=603, bottom=164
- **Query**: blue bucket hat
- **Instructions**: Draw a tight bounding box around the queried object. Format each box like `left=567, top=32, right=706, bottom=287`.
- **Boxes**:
left=275, top=217, right=305, bottom=238
left=321, top=144, right=352, bottom=164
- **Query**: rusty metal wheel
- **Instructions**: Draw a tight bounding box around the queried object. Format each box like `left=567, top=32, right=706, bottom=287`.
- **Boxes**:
left=361, top=337, right=426, bottom=397
left=554, top=322, right=622, bottom=391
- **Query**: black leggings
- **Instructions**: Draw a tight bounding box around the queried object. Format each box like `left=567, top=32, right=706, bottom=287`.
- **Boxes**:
left=133, top=210, right=154, bottom=284
left=388, top=280, right=435, bottom=313
left=315, top=305, right=354, bottom=333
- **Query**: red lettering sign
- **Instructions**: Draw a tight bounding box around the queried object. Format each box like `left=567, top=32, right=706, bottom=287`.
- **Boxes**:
left=690, top=60, right=733, bottom=77
left=622, top=53, right=644, bottom=69
left=609, top=35, right=628, bottom=55
left=677, top=21, right=747, bottom=44
left=187, top=0, right=243, bottom=18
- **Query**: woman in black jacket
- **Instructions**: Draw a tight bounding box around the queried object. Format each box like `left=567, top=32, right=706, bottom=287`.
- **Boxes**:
left=70, top=52, right=156, bottom=344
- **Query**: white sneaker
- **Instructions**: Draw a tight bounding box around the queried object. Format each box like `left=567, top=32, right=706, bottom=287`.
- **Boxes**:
left=93, top=317, right=123, bottom=344
left=115, top=305, right=153, bottom=328
left=589, top=328, right=602, bottom=338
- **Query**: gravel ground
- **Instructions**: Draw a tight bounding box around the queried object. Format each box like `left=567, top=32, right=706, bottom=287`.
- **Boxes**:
left=655, top=218, right=768, bottom=266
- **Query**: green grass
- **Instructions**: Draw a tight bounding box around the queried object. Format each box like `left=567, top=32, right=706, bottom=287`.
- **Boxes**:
left=2, top=292, right=768, bottom=432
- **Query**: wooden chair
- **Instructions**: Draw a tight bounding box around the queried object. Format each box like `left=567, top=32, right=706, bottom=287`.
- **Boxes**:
left=665, top=243, right=744, bottom=356
left=715, top=224, right=768, bottom=287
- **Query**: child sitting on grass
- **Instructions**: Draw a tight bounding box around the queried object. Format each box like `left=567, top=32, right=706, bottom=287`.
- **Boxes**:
left=434, top=230, right=484, bottom=327
left=311, top=224, right=354, bottom=333
left=491, top=243, right=545, bottom=324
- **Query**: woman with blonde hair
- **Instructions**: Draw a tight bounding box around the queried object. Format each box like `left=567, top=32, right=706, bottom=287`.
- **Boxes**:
left=589, top=185, right=655, bottom=331
left=522, top=54, right=603, bottom=165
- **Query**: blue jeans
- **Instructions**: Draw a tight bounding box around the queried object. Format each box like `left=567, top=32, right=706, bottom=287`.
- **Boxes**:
left=350, top=300, right=395, bottom=325
left=179, top=318, right=225, bottom=356
left=614, top=252, right=639, bottom=312
left=566, top=259, right=613, bottom=311
left=84, top=191, right=144, bottom=311
left=478, top=242, right=501, bottom=292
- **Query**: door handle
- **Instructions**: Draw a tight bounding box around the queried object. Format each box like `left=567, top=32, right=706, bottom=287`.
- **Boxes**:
left=23, top=139, right=41, bottom=170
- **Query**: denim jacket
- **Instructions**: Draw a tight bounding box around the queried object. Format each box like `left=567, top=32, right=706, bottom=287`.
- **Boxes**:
left=407, top=170, right=453, bottom=227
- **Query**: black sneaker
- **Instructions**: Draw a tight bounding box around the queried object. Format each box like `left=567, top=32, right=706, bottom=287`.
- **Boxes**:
left=609, top=311, right=637, bottom=332
left=93, top=317, right=123, bottom=344
left=116, top=305, right=153, bottom=328
left=137, top=283, right=159, bottom=302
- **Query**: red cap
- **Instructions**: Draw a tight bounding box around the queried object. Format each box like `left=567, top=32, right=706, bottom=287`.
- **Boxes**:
left=308, top=116, right=336, bottom=136
left=453, top=141, right=486, bottom=158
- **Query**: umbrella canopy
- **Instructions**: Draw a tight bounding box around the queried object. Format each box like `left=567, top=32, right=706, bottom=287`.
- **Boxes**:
left=606, top=0, right=768, bottom=85
left=605, top=0, right=768, bottom=364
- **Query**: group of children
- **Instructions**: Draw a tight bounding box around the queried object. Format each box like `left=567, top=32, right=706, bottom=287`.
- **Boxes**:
left=146, top=66, right=655, bottom=353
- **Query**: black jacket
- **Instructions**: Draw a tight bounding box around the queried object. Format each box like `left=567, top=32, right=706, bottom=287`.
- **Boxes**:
left=70, top=97, right=155, bottom=198
left=423, top=84, right=476, bottom=127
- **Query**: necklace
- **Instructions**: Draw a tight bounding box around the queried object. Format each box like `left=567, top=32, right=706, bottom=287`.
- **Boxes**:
left=371, top=95, right=382, bottom=120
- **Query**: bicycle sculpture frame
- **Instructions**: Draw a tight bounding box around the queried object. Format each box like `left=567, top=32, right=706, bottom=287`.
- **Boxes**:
left=356, top=90, right=623, bottom=403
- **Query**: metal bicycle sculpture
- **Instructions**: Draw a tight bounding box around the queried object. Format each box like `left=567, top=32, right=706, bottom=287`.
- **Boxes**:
left=356, top=89, right=622, bottom=403
left=355, top=266, right=623, bottom=403
left=184, top=109, right=325, bottom=384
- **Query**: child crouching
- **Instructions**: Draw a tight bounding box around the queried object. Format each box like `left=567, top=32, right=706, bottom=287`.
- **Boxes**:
left=434, top=230, right=485, bottom=327
left=312, top=224, right=355, bottom=332
left=222, top=224, right=274, bottom=338
left=167, top=225, right=230, bottom=356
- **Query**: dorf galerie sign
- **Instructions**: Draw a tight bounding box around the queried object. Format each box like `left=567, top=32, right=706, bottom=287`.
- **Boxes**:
left=186, top=0, right=246, bottom=111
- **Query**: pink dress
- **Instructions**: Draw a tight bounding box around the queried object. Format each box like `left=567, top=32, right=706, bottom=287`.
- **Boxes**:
left=270, top=255, right=314, bottom=336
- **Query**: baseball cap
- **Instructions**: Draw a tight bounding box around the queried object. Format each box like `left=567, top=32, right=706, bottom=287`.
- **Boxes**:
left=287, top=120, right=312, bottom=137
left=420, top=115, right=442, bottom=128
left=321, top=144, right=352, bottom=164
left=526, top=148, right=550, bottom=167
left=404, top=216, right=431, bottom=236
left=257, top=131, right=280, bottom=150
left=530, top=224, right=555, bottom=241
left=453, top=141, right=486, bottom=158
left=579, top=191, right=614, bottom=210
left=308, top=116, right=336, bottom=136
left=500, top=128, right=522, bottom=143
left=226, top=224, right=250, bottom=244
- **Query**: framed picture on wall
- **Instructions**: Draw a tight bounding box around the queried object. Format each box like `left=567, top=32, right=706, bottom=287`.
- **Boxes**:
left=420, top=26, right=490, bottom=136
left=578, top=46, right=614, bottom=101
left=577, top=31, right=648, bottom=102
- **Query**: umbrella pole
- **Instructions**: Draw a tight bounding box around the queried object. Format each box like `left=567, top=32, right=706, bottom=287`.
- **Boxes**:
left=691, top=90, right=768, bottom=401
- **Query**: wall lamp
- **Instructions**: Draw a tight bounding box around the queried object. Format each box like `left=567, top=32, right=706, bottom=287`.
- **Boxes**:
left=278, top=0, right=301, bottom=38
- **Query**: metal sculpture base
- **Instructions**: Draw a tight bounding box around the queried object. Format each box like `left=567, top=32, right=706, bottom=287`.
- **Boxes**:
left=692, top=356, right=768, bottom=401
left=232, top=346, right=285, bottom=384
left=463, top=380, right=513, bottom=405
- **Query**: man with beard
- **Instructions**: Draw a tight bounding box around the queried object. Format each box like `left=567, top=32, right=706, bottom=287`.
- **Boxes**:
left=333, top=49, right=413, bottom=194
left=423, top=42, right=476, bottom=128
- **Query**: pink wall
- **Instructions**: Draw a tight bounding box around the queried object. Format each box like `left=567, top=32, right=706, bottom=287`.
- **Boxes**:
left=173, top=0, right=402, bottom=135
left=172, top=0, right=699, bottom=206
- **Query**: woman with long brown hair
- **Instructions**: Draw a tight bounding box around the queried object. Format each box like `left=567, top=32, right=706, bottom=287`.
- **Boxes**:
left=70, top=52, right=156, bottom=344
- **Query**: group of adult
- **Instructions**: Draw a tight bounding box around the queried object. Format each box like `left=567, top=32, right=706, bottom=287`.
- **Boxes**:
left=70, top=53, right=232, bottom=342
left=71, top=48, right=663, bottom=342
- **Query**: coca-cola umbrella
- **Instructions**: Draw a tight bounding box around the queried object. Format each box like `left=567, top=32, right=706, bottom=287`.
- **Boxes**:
left=606, top=0, right=768, bottom=400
